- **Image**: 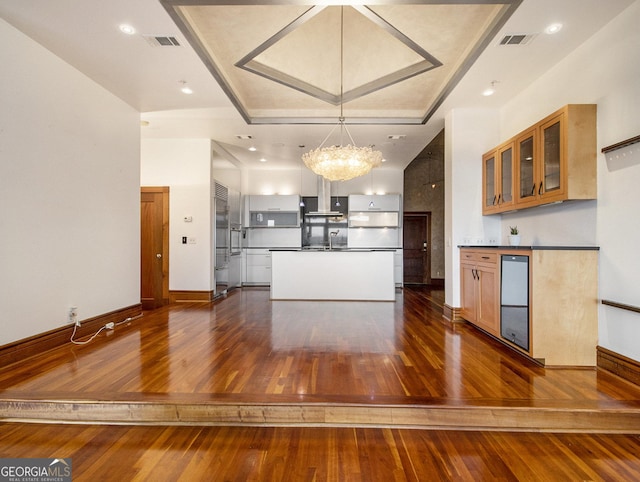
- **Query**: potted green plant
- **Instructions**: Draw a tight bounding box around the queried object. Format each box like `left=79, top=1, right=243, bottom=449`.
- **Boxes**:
left=508, top=226, right=521, bottom=246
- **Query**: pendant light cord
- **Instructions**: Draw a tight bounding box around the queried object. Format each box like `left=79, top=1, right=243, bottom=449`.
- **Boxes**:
left=339, top=6, right=345, bottom=146
left=316, top=6, right=356, bottom=150
left=339, top=7, right=357, bottom=147
left=340, top=6, right=344, bottom=121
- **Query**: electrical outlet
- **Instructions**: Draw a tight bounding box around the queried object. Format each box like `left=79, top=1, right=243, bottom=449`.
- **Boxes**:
left=69, top=306, right=79, bottom=326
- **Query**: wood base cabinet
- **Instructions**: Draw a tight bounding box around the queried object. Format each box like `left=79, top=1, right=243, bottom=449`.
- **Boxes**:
left=460, top=250, right=499, bottom=336
left=460, top=247, right=598, bottom=366
left=529, top=249, right=598, bottom=366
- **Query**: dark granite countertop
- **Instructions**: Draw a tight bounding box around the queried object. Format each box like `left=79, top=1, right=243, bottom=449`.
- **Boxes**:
left=458, top=245, right=600, bottom=251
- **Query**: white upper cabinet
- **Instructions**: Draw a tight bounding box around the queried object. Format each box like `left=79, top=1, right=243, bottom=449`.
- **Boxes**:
left=348, top=194, right=401, bottom=212
left=246, top=195, right=301, bottom=228
left=249, top=194, right=300, bottom=212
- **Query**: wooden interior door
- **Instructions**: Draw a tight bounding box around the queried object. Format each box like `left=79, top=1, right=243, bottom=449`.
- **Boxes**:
left=403, top=213, right=431, bottom=284
left=141, top=187, right=169, bottom=309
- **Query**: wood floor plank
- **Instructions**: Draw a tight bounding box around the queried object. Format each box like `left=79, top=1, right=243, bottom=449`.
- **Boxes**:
left=1, top=423, right=640, bottom=481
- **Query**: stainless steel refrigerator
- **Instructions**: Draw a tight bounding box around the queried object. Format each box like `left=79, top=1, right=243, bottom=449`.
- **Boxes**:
left=228, top=188, right=242, bottom=290
left=213, top=182, right=229, bottom=296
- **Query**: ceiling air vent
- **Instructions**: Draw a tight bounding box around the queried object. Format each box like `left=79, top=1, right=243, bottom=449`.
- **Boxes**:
left=499, top=34, right=537, bottom=46
left=143, top=35, right=181, bottom=47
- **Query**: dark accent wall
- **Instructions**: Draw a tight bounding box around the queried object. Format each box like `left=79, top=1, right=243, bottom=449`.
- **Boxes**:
left=403, top=129, right=445, bottom=280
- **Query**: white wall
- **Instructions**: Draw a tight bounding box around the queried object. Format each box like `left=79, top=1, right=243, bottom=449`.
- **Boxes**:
left=446, top=1, right=640, bottom=360
left=140, top=138, right=213, bottom=291
left=445, top=109, right=501, bottom=307
left=0, top=19, right=141, bottom=345
left=501, top=1, right=640, bottom=361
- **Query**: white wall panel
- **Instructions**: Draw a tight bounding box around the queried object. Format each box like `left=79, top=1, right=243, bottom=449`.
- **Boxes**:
left=140, top=138, right=213, bottom=291
left=0, top=19, right=140, bottom=345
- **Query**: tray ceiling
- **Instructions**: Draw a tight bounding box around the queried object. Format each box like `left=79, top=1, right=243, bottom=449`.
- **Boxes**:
left=162, top=1, right=521, bottom=125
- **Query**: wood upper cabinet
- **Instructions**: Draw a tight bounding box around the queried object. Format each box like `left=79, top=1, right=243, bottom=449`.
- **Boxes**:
left=485, top=104, right=596, bottom=214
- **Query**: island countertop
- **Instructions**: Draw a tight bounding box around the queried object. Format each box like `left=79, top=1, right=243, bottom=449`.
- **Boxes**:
left=270, top=249, right=396, bottom=301
left=268, top=247, right=400, bottom=252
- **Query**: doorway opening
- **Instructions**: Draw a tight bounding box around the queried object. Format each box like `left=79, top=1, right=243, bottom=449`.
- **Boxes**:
left=403, top=212, right=431, bottom=285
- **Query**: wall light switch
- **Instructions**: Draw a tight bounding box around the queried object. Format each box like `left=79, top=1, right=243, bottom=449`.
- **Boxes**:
left=184, top=216, right=193, bottom=222
left=182, top=236, right=187, bottom=244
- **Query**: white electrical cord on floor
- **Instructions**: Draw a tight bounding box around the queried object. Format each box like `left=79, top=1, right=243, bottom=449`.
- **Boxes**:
left=70, top=313, right=144, bottom=345
left=70, top=323, right=108, bottom=345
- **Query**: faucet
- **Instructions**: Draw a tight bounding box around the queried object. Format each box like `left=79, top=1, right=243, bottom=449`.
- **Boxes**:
left=329, top=230, right=340, bottom=250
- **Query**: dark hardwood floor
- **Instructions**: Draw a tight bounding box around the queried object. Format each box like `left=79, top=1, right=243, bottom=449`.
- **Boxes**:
left=1, top=286, right=640, bottom=480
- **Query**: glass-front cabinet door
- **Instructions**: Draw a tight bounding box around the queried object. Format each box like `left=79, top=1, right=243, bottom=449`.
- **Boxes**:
left=499, top=143, right=514, bottom=210
left=483, top=143, right=514, bottom=214
left=515, top=128, right=537, bottom=207
left=539, top=112, right=566, bottom=202
left=482, top=150, right=497, bottom=214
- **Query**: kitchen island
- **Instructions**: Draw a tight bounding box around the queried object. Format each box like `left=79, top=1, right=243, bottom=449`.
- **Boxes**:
left=270, top=249, right=396, bottom=301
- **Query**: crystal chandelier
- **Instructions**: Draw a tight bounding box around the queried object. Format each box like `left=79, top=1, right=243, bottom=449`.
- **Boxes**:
left=302, top=7, right=383, bottom=182
left=302, top=118, right=383, bottom=181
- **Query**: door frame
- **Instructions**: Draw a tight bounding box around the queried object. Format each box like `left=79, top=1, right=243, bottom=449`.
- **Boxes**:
left=141, top=186, right=170, bottom=308
left=403, top=211, right=432, bottom=285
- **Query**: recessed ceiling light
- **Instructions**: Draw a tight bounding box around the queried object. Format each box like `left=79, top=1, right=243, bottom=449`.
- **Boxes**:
left=259, top=158, right=267, bottom=163
left=545, top=23, right=563, bottom=35
left=248, top=147, right=257, bottom=152
left=482, top=80, right=499, bottom=96
left=179, top=81, right=193, bottom=94
left=119, top=24, right=136, bottom=35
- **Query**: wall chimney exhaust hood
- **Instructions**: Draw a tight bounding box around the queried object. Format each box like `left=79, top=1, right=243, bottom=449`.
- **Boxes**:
left=306, top=177, right=343, bottom=216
